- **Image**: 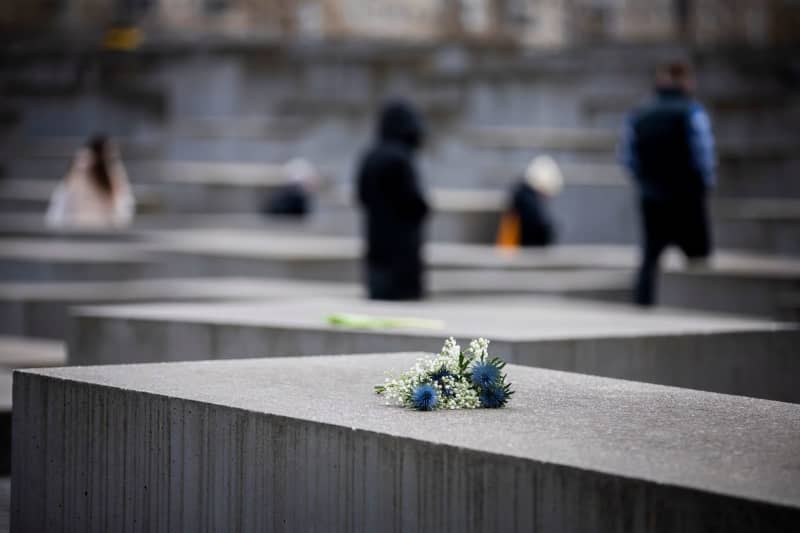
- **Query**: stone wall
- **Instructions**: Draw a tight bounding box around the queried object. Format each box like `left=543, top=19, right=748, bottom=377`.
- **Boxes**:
left=3, top=0, right=799, bottom=47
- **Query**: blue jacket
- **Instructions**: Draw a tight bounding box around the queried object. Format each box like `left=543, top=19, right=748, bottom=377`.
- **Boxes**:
left=620, top=88, right=716, bottom=199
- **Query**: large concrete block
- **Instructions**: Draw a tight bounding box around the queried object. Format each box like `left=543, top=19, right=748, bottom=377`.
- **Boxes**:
left=159, top=162, right=291, bottom=213
left=12, top=354, right=800, bottom=532
left=68, top=297, right=800, bottom=402
left=145, top=230, right=637, bottom=282
left=661, top=270, right=800, bottom=321
left=713, top=198, right=800, bottom=256
left=0, top=213, right=274, bottom=241
left=0, top=239, right=154, bottom=282
left=0, top=335, right=64, bottom=474
left=429, top=269, right=631, bottom=301
left=436, top=247, right=800, bottom=319
left=144, top=230, right=800, bottom=318
left=0, top=278, right=360, bottom=339
left=147, top=230, right=361, bottom=281
left=716, top=218, right=800, bottom=257
left=0, top=271, right=632, bottom=340
left=0, top=213, right=144, bottom=241
left=4, top=158, right=164, bottom=185
left=327, top=183, right=638, bottom=245
left=657, top=252, right=800, bottom=320
left=0, top=179, right=163, bottom=215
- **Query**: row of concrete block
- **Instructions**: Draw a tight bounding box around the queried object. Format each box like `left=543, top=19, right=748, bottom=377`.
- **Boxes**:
left=1, top=231, right=797, bottom=319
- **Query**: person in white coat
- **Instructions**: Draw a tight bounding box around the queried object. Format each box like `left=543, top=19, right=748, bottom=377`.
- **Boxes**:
left=45, top=135, right=135, bottom=228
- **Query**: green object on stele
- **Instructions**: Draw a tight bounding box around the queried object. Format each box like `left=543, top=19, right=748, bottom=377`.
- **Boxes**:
left=326, top=313, right=445, bottom=330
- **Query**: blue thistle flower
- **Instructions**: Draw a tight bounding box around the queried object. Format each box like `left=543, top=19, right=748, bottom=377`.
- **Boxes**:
left=429, top=366, right=451, bottom=382
left=471, top=361, right=500, bottom=388
left=479, top=385, right=506, bottom=409
left=411, top=384, right=438, bottom=411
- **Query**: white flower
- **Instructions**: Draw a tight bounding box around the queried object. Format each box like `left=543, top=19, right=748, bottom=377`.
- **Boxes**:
left=376, top=337, right=505, bottom=410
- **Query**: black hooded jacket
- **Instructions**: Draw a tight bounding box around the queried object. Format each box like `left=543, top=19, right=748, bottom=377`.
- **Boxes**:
left=356, top=101, right=429, bottom=300
left=510, top=181, right=554, bottom=246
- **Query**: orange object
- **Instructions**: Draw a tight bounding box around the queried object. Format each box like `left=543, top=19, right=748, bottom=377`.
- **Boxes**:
left=103, top=26, right=142, bottom=51
left=496, top=210, right=521, bottom=248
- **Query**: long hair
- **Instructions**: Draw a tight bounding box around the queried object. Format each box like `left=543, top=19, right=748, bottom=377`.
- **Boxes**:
left=87, top=135, right=114, bottom=197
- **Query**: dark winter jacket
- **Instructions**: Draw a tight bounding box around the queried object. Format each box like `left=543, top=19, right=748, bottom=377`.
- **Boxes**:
left=263, top=183, right=310, bottom=217
left=621, top=88, right=716, bottom=200
left=510, top=181, right=554, bottom=246
left=356, top=101, right=429, bottom=300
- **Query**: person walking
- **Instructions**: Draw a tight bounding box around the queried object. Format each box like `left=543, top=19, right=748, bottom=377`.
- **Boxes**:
left=621, top=62, right=716, bottom=306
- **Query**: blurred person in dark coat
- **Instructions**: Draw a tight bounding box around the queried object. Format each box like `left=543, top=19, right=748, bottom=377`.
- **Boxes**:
left=356, top=100, right=429, bottom=300
left=500, top=155, right=563, bottom=247
left=621, top=62, right=716, bottom=306
left=263, top=158, right=319, bottom=217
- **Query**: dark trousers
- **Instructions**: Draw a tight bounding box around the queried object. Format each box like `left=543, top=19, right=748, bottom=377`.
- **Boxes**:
left=366, top=262, right=425, bottom=301
left=635, top=194, right=712, bottom=306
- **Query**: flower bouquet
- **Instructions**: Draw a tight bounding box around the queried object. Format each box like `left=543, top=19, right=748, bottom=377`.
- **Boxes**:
left=375, top=337, right=514, bottom=411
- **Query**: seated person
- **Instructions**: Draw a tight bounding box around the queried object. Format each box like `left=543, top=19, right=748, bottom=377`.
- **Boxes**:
left=263, top=158, right=320, bottom=217
left=498, top=155, right=563, bottom=247
left=46, top=135, right=135, bottom=228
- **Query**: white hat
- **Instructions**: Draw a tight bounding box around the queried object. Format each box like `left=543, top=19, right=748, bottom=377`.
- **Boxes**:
left=524, top=155, right=563, bottom=196
left=283, top=158, right=318, bottom=186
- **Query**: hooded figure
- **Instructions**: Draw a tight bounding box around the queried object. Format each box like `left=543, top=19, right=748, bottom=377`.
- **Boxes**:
left=356, top=100, right=429, bottom=300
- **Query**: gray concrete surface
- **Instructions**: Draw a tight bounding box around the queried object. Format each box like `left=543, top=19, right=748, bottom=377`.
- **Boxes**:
left=321, top=183, right=638, bottom=245
left=0, top=239, right=154, bottom=282
left=145, top=230, right=800, bottom=318
left=661, top=269, right=800, bottom=320
left=12, top=354, right=800, bottom=532
left=159, top=163, right=291, bottom=212
left=68, top=297, right=800, bottom=402
left=0, top=272, right=632, bottom=340
left=714, top=198, right=800, bottom=256
left=0, top=179, right=163, bottom=214
left=0, top=335, right=65, bottom=411
left=0, top=212, right=299, bottom=240
left=429, top=269, right=631, bottom=301
left=147, top=230, right=361, bottom=281
left=0, top=336, right=65, bottom=474
left=146, top=228, right=800, bottom=273
left=0, top=278, right=359, bottom=339
left=0, top=336, right=65, bottom=371
left=144, top=231, right=641, bottom=283
left=4, top=230, right=791, bottom=318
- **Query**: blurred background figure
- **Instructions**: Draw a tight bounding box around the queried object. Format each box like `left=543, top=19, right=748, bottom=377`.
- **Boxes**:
left=263, top=157, right=320, bottom=217
left=621, top=62, right=716, bottom=306
left=45, top=135, right=135, bottom=228
left=357, top=100, right=429, bottom=300
left=673, top=0, right=692, bottom=42
left=497, top=155, right=563, bottom=248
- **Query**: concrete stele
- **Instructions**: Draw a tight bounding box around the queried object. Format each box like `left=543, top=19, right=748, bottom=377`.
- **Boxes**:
left=0, top=278, right=360, bottom=339
left=12, top=354, right=800, bottom=532
left=68, top=296, right=800, bottom=403
left=0, top=239, right=153, bottom=282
